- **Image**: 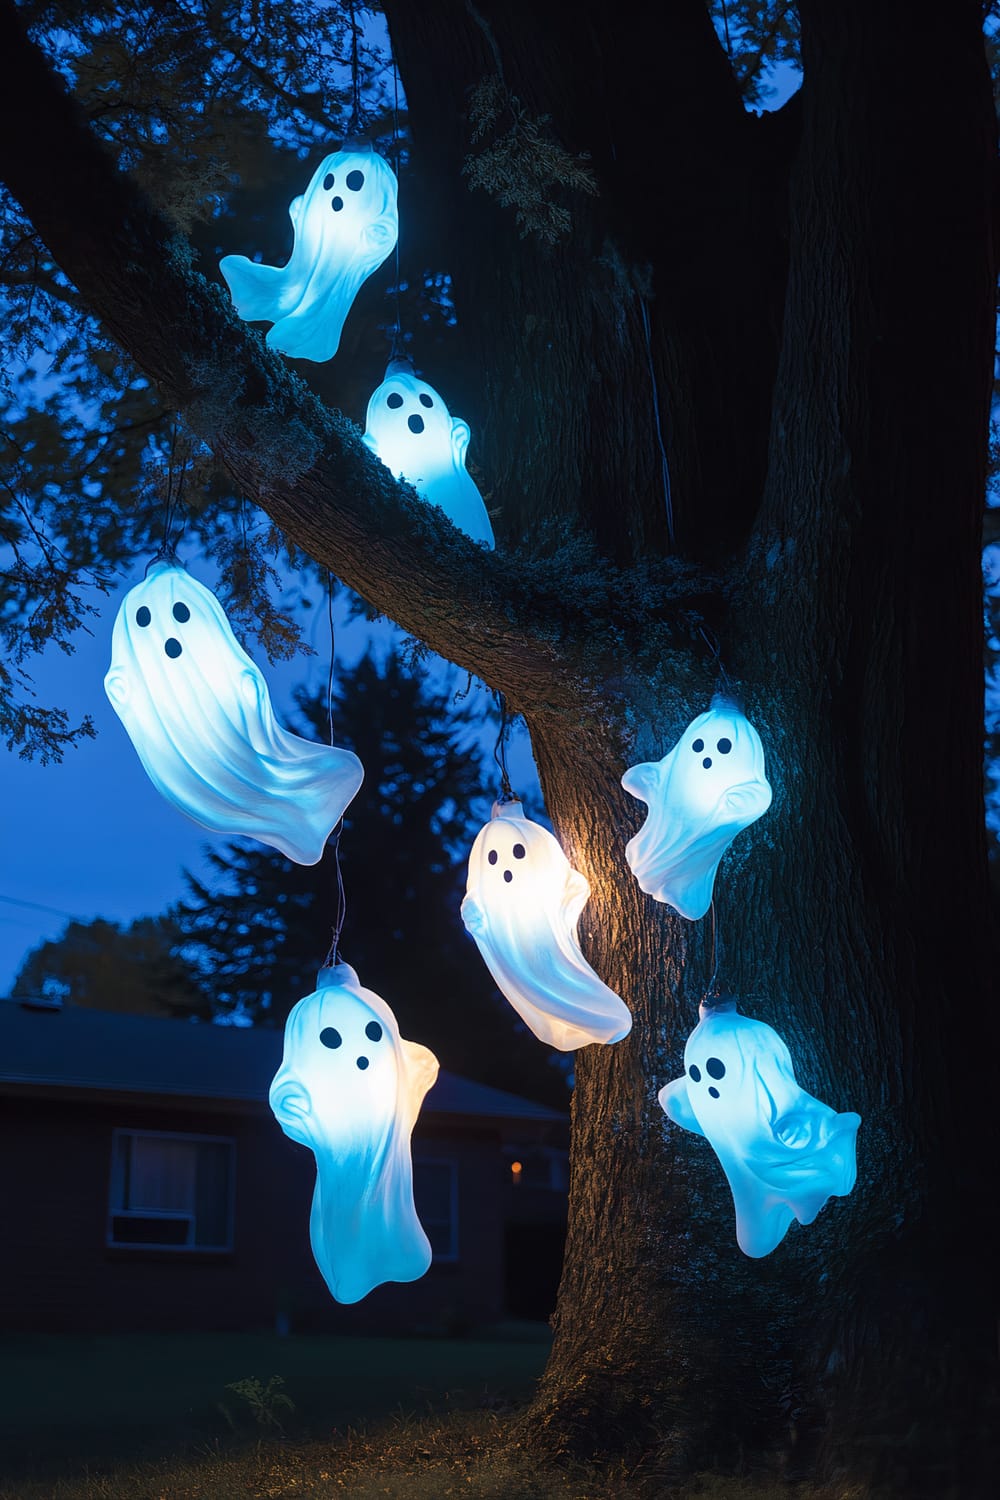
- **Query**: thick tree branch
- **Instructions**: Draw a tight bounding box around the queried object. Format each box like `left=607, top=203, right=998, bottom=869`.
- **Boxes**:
left=0, top=0, right=705, bottom=718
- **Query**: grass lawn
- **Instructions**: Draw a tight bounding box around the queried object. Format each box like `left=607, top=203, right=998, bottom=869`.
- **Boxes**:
left=0, top=1331, right=876, bottom=1499
left=0, top=1327, right=550, bottom=1491
left=0, top=1405, right=875, bottom=1500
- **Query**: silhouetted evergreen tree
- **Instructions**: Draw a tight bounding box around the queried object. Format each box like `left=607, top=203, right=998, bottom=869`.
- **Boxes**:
left=173, top=648, right=569, bottom=1105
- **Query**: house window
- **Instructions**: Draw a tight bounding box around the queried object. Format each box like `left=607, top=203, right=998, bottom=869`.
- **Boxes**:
left=108, top=1129, right=235, bottom=1252
left=413, top=1158, right=458, bottom=1263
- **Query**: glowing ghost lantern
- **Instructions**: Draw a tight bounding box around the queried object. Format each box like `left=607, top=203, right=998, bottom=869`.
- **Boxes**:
left=219, top=144, right=398, bottom=362
left=659, top=1001, right=861, bottom=1257
left=269, top=963, right=439, bottom=1303
left=104, top=563, right=363, bottom=865
left=461, top=801, right=631, bottom=1051
left=363, top=361, right=495, bottom=548
left=622, top=697, right=772, bottom=920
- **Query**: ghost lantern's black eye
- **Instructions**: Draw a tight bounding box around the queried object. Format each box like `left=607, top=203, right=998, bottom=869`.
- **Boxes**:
left=706, top=1057, right=726, bottom=1080
left=172, top=601, right=190, bottom=623
left=320, top=1026, right=342, bottom=1049
left=717, top=738, right=732, bottom=755
left=688, top=1064, right=702, bottom=1083
left=419, top=393, right=434, bottom=408
left=387, top=392, right=404, bottom=409
left=323, top=172, right=335, bottom=191
left=488, top=849, right=498, bottom=866
left=135, top=606, right=151, bottom=628
left=346, top=169, right=365, bottom=191
left=365, top=1021, right=383, bottom=1043
left=512, top=844, right=526, bottom=859
left=692, top=738, right=704, bottom=753
left=164, top=638, right=182, bottom=659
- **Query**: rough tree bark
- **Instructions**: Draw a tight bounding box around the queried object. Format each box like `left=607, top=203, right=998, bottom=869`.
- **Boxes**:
left=0, top=0, right=996, bottom=1492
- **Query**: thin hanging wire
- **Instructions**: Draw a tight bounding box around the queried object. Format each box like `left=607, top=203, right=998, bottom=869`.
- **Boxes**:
left=388, top=54, right=405, bottom=362
left=698, top=623, right=734, bottom=699
left=719, top=0, right=734, bottom=63
left=322, top=570, right=348, bottom=969
left=322, top=819, right=348, bottom=970
left=703, top=899, right=720, bottom=1005
left=640, top=298, right=674, bottom=548
left=492, top=691, right=516, bottom=803
left=151, top=417, right=180, bottom=569
left=326, top=568, right=336, bottom=744
left=346, top=2, right=367, bottom=138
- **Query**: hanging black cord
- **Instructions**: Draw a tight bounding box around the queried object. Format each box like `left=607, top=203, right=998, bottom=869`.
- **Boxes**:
left=150, top=417, right=180, bottom=568
left=326, top=568, right=336, bottom=745
left=699, top=624, right=734, bottom=699
left=322, top=817, right=348, bottom=969
left=492, top=691, right=516, bottom=803
left=389, top=54, right=404, bottom=361
left=640, top=298, right=674, bottom=549
left=346, top=2, right=366, bottom=137
left=322, top=571, right=348, bottom=968
left=703, top=898, right=720, bottom=1004
left=719, top=0, right=734, bottom=63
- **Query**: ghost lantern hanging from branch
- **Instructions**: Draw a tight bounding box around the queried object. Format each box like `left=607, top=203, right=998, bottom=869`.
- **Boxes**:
left=621, top=696, right=772, bottom=920
left=104, top=562, right=363, bottom=865
left=269, top=963, right=440, bottom=1303
left=219, top=144, right=398, bottom=363
left=659, top=1000, right=861, bottom=1257
left=461, top=801, right=631, bottom=1051
left=364, top=360, right=495, bottom=548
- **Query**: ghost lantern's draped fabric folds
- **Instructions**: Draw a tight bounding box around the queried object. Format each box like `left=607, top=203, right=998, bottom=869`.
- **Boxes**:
left=363, top=361, right=495, bottom=548
left=269, top=964, right=439, bottom=1304
left=104, top=563, right=363, bottom=865
left=659, top=1001, right=861, bottom=1258
left=461, top=801, right=631, bottom=1051
left=219, top=144, right=398, bottom=363
left=622, top=697, right=772, bottom=920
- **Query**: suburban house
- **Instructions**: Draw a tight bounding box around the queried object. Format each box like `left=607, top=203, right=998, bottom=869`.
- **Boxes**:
left=0, top=997, right=567, bottom=1335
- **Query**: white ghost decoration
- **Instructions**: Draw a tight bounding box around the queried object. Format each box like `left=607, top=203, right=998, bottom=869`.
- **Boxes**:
left=104, top=562, right=363, bottom=865
left=622, top=697, right=772, bottom=920
left=461, top=801, right=631, bottom=1051
left=219, top=144, right=398, bottom=362
left=363, top=361, right=495, bottom=548
left=659, top=1001, right=861, bottom=1258
left=269, top=963, right=439, bottom=1303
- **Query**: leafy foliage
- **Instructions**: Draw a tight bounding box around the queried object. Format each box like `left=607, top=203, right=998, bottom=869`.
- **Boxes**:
left=222, top=1375, right=295, bottom=1433
left=0, top=0, right=395, bottom=756
left=709, top=1, right=802, bottom=107
left=9, top=913, right=210, bottom=1016
left=464, top=75, right=598, bottom=244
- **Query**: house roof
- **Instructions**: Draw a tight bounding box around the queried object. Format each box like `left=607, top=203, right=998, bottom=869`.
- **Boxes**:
left=0, top=1000, right=566, bottom=1123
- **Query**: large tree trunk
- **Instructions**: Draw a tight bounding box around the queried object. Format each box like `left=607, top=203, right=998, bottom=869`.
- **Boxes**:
left=389, top=2, right=1000, bottom=1492
left=0, top=0, right=996, bottom=1491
